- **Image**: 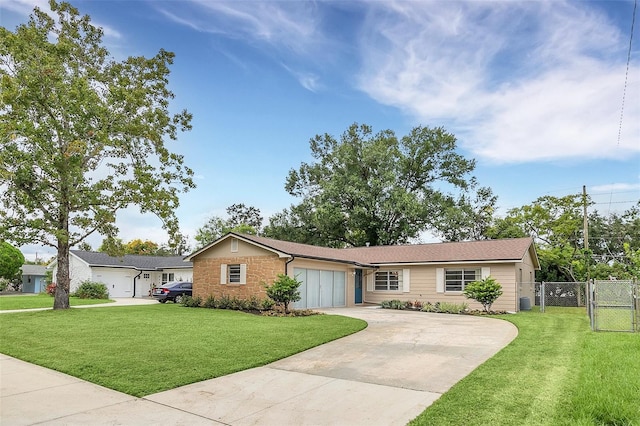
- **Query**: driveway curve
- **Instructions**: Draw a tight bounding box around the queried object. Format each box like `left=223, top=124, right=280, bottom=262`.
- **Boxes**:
left=146, top=307, right=517, bottom=425
left=1, top=307, right=517, bottom=426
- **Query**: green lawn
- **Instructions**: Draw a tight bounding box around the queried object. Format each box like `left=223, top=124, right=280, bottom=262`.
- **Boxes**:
left=0, top=304, right=367, bottom=397
left=410, top=307, right=640, bottom=425
left=0, top=294, right=113, bottom=310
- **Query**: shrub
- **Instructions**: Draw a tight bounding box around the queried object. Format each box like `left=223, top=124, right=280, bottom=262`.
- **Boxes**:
left=217, top=295, right=232, bottom=309
left=229, top=296, right=249, bottom=311
left=0, top=277, right=9, bottom=292
left=380, top=300, right=408, bottom=310
left=247, top=295, right=261, bottom=311
left=181, top=295, right=202, bottom=308
left=264, top=274, right=302, bottom=314
left=463, top=276, right=503, bottom=312
left=421, top=301, right=436, bottom=312
left=46, top=283, right=57, bottom=296
left=203, top=295, right=216, bottom=309
left=438, top=302, right=468, bottom=314
left=260, top=298, right=275, bottom=311
left=74, top=280, right=109, bottom=299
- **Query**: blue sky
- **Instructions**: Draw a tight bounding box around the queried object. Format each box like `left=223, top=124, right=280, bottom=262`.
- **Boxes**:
left=2, top=0, right=639, bottom=260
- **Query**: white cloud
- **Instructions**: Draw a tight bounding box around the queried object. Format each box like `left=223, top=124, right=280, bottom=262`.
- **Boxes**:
left=157, top=1, right=323, bottom=55
left=0, top=0, right=48, bottom=15
left=591, top=182, right=640, bottom=193
left=281, top=63, right=322, bottom=92
left=356, top=1, right=640, bottom=163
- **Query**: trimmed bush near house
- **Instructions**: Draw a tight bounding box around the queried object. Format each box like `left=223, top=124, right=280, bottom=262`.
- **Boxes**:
left=463, top=276, right=503, bottom=313
left=181, top=295, right=202, bottom=308
left=73, top=281, right=109, bottom=299
left=380, top=300, right=470, bottom=314
left=264, top=274, right=302, bottom=314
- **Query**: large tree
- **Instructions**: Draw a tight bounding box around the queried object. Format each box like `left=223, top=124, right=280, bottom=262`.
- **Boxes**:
left=194, top=204, right=263, bottom=248
left=431, top=185, right=498, bottom=242
left=0, top=242, right=25, bottom=281
left=486, top=195, right=640, bottom=281
left=487, top=194, right=586, bottom=281
left=0, top=1, right=195, bottom=309
left=270, top=123, right=476, bottom=247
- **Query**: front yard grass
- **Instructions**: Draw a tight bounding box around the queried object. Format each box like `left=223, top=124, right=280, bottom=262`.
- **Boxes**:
left=410, top=307, right=640, bottom=425
left=0, top=294, right=113, bottom=310
left=0, top=304, right=366, bottom=397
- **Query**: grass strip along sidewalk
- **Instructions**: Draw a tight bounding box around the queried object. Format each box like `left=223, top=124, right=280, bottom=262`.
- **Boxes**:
left=410, top=307, right=640, bottom=425
left=0, top=294, right=113, bottom=310
left=0, top=304, right=366, bottom=397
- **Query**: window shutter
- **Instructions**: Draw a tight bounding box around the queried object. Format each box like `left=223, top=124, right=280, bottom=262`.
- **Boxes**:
left=220, top=264, right=227, bottom=285
left=366, top=273, right=373, bottom=291
left=240, top=264, right=247, bottom=284
left=481, top=267, right=490, bottom=279
left=436, top=268, right=444, bottom=293
left=402, top=269, right=411, bottom=293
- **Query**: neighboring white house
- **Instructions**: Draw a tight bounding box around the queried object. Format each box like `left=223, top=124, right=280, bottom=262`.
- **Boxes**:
left=49, top=251, right=193, bottom=298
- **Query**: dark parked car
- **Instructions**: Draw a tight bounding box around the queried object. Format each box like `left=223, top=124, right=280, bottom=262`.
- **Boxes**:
left=153, top=281, right=192, bottom=303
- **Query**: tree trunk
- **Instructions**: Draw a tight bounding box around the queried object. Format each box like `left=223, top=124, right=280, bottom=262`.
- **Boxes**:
left=53, top=241, right=70, bottom=309
left=54, top=170, right=71, bottom=309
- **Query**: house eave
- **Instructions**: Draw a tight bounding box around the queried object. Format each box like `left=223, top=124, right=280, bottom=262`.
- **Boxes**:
left=371, top=259, right=524, bottom=267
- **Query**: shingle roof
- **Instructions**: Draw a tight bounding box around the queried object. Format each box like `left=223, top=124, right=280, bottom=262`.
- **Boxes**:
left=221, top=233, right=537, bottom=267
left=71, top=251, right=191, bottom=270
left=21, top=264, right=47, bottom=276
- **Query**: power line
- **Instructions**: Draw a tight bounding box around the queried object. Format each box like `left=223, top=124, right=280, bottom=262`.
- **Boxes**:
left=617, top=0, right=637, bottom=149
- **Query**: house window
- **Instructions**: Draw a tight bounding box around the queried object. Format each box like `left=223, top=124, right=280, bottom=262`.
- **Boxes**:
left=445, top=269, right=479, bottom=292
left=143, top=273, right=150, bottom=279
left=221, top=263, right=246, bottom=285
left=231, top=238, right=238, bottom=252
left=228, top=264, right=241, bottom=283
left=161, top=273, right=174, bottom=285
left=375, top=270, right=400, bottom=291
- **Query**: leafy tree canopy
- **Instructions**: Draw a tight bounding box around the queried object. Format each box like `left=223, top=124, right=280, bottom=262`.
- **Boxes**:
left=124, top=239, right=159, bottom=255
left=265, top=123, right=476, bottom=247
left=488, top=195, right=640, bottom=281
left=195, top=204, right=262, bottom=248
left=431, top=185, right=498, bottom=242
left=0, top=1, right=194, bottom=308
left=0, top=242, right=25, bottom=280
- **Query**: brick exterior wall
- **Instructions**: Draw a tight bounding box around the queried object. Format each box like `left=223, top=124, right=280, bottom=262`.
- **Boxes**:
left=193, top=254, right=286, bottom=300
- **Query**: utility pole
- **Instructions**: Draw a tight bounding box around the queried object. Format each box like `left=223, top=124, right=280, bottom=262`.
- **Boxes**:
left=583, top=185, right=589, bottom=250
left=583, top=185, right=590, bottom=308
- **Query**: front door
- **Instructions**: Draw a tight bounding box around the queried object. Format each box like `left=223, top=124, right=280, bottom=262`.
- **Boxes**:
left=355, top=269, right=363, bottom=304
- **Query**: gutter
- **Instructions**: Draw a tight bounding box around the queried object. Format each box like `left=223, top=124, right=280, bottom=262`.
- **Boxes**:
left=132, top=271, right=142, bottom=298
left=285, top=256, right=295, bottom=275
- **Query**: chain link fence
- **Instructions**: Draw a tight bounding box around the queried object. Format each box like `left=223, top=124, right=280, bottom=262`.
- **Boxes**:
left=533, top=282, right=587, bottom=312
left=523, top=280, right=638, bottom=332
left=588, top=280, right=638, bottom=332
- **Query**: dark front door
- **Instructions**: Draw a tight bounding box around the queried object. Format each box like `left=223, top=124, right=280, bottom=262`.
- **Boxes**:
left=355, top=269, right=363, bottom=304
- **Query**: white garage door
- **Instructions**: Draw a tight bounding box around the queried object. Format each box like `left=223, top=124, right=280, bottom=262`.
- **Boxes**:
left=93, top=269, right=133, bottom=298
left=293, top=268, right=346, bottom=309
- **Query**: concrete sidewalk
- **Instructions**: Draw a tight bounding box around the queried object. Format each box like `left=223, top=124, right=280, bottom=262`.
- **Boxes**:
left=1, top=307, right=517, bottom=425
left=0, top=297, right=158, bottom=314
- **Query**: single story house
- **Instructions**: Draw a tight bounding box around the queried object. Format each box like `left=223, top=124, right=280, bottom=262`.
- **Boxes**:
left=21, top=264, right=48, bottom=293
left=185, top=233, right=540, bottom=312
left=49, top=251, right=193, bottom=298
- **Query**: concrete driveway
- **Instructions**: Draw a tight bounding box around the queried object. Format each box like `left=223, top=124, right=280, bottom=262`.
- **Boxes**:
left=1, top=307, right=517, bottom=425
